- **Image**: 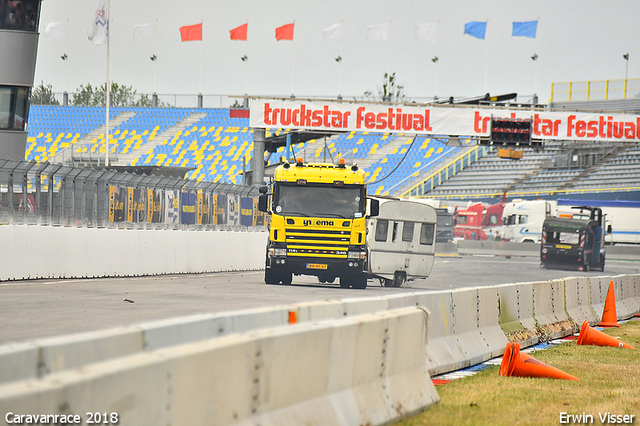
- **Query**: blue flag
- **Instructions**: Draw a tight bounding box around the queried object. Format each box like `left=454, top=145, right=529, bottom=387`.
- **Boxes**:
left=464, top=21, right=487, bottom=40
left=512, top=21, right=537, bottom=38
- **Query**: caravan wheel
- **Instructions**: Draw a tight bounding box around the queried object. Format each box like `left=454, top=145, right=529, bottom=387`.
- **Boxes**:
left=392, top=272, right=406, bottom=288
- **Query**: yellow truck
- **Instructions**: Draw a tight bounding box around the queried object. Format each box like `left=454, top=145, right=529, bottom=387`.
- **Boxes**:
left=258, top=158, right=379, bottom=289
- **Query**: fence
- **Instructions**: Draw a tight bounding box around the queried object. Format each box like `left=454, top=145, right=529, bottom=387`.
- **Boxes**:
left=0, top=159, right=264, bottom=229
left=550, top=78, right=640, bottom=102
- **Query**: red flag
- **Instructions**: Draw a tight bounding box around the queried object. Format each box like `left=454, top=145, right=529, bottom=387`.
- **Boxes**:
left=275, top=23, right=294, bottom=41
left=180, top=23, right=202, bottom=42
left=229, top=23, right=248, bottom=41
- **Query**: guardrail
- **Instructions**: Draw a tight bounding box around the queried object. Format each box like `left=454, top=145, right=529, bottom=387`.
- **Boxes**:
left=1, top=274, right=638, bottom=425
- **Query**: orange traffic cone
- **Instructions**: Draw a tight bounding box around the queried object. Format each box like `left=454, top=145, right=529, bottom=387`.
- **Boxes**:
left=576, top=320, right=635, bottom=349
left=598, top=281, right=620, bottom=327
left=500, top=342, right=579, bottom=381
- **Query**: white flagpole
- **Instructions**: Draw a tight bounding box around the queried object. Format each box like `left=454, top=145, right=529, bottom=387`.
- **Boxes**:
left=105, top=0, right=111, bottom=167
left=199, top=20, right=203, bottom=96
left=291, top=22, right=295, bottom=97
left=338, top=20, right=343, bottom=99
left=154, top=19, right=158, bottom=94
left=483, top=20, right=488, bottom=94
left=244, top=21, right=249, bottom=97
left=386, top=20, right=391, bottom=79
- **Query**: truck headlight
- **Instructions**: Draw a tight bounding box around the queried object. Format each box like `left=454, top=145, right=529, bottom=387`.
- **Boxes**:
left=348, top=251, right=365, bottom=260
left=269, top=248, right=287, bottom=256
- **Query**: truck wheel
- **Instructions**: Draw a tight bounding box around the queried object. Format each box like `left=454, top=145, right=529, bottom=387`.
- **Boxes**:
left=265, top=269, right=280, bottom=285
left=281, top=273, right=293, bottom=285
left=392, top=272, right=406, bottom=288
left=352, top=276, right=368, bottom=289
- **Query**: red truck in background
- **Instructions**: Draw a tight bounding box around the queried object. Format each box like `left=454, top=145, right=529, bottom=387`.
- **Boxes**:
left=454, top=202, right=504, bottom=240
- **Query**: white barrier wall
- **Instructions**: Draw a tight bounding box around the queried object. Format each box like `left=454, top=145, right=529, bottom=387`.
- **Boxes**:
left=0, top=225, right=268, bottom=280
left=0, top=308, right=439, bottom=426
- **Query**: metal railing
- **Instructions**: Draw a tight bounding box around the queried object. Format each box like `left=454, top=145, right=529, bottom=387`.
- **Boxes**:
left=400, top=145, right=491, bottom=198
left=413, top=186, right=640, bottom=201
left=550, top=78, right=640, bottom=102
left=0, top=159, right=263, bottom=229
left=32, top=92, right=542, bottom=109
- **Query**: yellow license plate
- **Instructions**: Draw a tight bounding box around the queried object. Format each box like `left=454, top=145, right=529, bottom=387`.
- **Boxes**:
left=555, top=244, right=572, bottom=249
left=306, top=263, right=328, bottom=270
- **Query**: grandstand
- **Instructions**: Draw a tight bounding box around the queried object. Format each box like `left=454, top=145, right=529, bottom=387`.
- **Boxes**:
left=25, top=104, right=640, bottom=202
left=25, top=106, right=461, bottom=192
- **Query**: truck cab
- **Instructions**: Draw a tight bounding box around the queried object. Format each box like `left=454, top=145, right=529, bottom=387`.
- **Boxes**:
left=258, top=159, right=378, bottom=289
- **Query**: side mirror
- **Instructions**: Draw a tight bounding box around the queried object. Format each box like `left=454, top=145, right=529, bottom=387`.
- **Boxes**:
left=259, top=186, right=268, bottom=194
left=369, top=198, right=379, bottom=217
left=258, top=194, right=269, bottom=212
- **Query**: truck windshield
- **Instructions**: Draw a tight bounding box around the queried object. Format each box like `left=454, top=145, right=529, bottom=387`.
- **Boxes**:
left=547, top=230, right=581, bottom=245
left=274, top=184, right=365, bottom=218
left=437, top=215, right=452, bottom=227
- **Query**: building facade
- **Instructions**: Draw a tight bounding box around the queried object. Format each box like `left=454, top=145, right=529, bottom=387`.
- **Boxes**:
left=0, top=0, right=40, bottom=160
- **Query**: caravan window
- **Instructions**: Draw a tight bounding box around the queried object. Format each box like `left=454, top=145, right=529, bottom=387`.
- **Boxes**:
left=375, top=219, right=388, bottom=242
left=392, top=221, right=398, bottom=242
left=420, top=223, right=435, bottom=245
left=402, top=222, right=415, bottom=242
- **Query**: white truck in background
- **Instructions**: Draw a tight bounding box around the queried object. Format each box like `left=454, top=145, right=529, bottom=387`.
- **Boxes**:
left=556, top=199, right=640, bottom=245
left=499, top=199, right=557, bottom=243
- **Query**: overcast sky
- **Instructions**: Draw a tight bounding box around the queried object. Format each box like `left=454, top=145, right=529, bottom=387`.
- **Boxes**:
left=34, top=0, right=640, bottom=105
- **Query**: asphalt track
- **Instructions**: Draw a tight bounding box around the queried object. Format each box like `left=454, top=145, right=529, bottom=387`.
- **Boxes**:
left=1, top=255, right=639, bottom=344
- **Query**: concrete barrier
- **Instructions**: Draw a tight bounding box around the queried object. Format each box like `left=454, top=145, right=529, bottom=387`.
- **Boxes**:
left=588, top=275, right=610, bottom=322
left=532, top=280, right=573, bottom=339
left=497, top=282, right=540, bottom=347
left=613, top=275, right=640, bottom=318
left=0, top=308, right=439, bottom=426
left=563, top=277, right=599, bottom=325
left=0, top=225, right=268, bottom=281
left=457, top=240, right=540, bottom=257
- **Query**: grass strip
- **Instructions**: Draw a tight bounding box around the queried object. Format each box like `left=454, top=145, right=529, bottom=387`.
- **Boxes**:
left=398, top=319, right=640, bottom=426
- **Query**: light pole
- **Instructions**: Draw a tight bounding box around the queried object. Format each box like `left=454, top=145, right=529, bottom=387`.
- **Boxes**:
left=623, top=53, right=629, bottom=98
left=150, top=54, right=157, bottom=107
left=241, top=55, right=248, bottom=108
left=61, top=54, right=68, bottom=106
left=335, top=55, right=342, bottom=100
left=431, top=56, right=438, bottom=101
left=531, top=53, right=538, bottom=104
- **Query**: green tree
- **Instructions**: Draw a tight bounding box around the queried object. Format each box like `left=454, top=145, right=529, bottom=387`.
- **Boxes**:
left=30, top=81, right=60, bottom=106
left=365, top=72, right=405, bottom=103
left=71, top=82, right=168, bottom=107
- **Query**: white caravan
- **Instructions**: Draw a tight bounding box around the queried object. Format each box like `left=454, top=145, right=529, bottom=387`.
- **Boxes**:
left=499, top=199, right=557, bottom=243
left=367, top=199, right=437, bottom=287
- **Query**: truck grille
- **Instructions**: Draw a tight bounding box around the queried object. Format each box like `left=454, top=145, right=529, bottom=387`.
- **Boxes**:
left=285, top=228, right=350, bottom=258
